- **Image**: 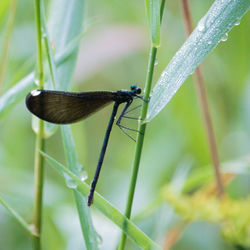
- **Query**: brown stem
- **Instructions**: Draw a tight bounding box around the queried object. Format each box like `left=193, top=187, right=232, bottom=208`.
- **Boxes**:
left=179, top=0, right=224, bottom=197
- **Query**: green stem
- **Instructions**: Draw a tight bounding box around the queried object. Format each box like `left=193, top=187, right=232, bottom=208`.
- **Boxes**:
left=119, top=46, right=157, bottom=250
left=33, top=120, right=45, bottom=249
left=33, top=0, right=44, bottom=249
left=34, top=0, right=43, bottom=88
left=160, top=0, right=166, bottom=22
left=119, top=1, right=166, bottom=248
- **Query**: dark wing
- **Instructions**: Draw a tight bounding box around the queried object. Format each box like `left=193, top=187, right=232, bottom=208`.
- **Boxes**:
left=26, top=90, right=116, bottom=124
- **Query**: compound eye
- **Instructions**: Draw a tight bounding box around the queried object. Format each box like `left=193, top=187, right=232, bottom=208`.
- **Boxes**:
left=136, top=87, right=141, bottom=94
left=130, top=84, right=136, bottom=90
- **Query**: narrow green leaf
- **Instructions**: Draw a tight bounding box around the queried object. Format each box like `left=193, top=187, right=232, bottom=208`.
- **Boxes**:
left=0, top=73, right=36, bottom=119
left=30, top=1, right=61, bottom=138
left=41, top=151, right=161, bottom=250
left=44, top=1, right=97, bottom=248
left=61, top=125, right=98, bottom=250
left=0, top=31, right=84, bottom=120
left=41, top=1, right=58, bottom=90
left=0, top=196, right=34, bottom=236
left=47, top=0, right=84, bottom=91
left=147, top=0, right=250, bottom=121
left=145, top=0, right=161, bottom=47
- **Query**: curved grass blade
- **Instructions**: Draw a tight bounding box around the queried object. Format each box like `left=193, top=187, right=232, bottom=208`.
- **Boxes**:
left=0, top=196, right=34, bottom=236
left=61, top=125, right=98, bottom=249
left=41, top=151, right=161, bottom=250
left=147, top=0, right=250, bottom=121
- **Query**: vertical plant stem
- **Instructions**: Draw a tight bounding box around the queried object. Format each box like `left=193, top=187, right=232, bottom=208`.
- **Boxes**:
left=179, top=0, right=224, bottom=196
left=119, top=46, right=157, bottom=250
left=0, top=0, right=18, bottom=93
left=34, top=0, right=43, bottom=88
left=119, top=1, right=166, bottom=248
left=33, top=120, right=45, bottom=249
left=33, top=0, right=45, bottom=249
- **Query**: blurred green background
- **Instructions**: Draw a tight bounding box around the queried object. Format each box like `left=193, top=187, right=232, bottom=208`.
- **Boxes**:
left=0, top=0, right=249, bottom=249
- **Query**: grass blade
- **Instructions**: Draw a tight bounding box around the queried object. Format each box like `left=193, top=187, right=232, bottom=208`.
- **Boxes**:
left=45, top=1, right=97, bottom=248
left=0, top=196, right=34, bottom=236
left=47, top=0, right=84, bottom=91
left=147, top=0, right=250, bottom=121
left=61, top=125, right=98, bottom=250
left=145, top=0, right=161, bottom=47
left=0, top=72, right=35, bottom=119
left=0, top=31, right=85, bottom=120
left=41, top=151, right=161, bottom=250
left=41, top=1, right=58, bottom=90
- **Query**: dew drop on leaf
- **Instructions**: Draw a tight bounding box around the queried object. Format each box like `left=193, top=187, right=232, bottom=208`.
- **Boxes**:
left=64, top=173, right=77, bottom=189
left=235, top=20, right=240, bottom=26
left=221, top=33, right=228, bottom=42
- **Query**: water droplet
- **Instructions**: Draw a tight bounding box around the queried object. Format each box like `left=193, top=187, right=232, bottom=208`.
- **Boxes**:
left=42, top=32, right=47, bottom=39
left=154, top=59, right=158, bottom=66
left=198, top=23, right=205, bottom=32
left=80, top=170, right=88, bottom=182
left=234, top=20, right=240, bottom=26
left=161, top=71, right=168, bottom=79
left=221, top=33, right=228, bottom=42
left=77, top=162, right=83, bottom=172
left=64, top=173, right=77, bottom=189
left=75, top=163, right=88, bottom=181
left=197, top=19, right=205, bottom=32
